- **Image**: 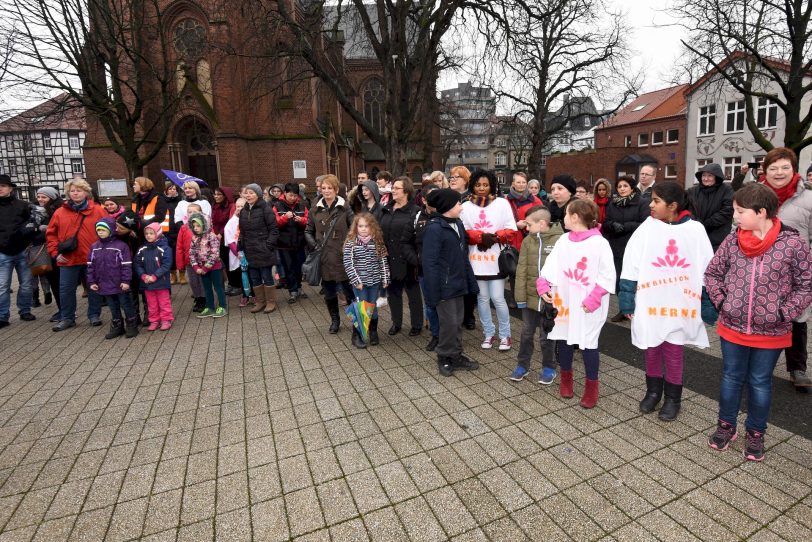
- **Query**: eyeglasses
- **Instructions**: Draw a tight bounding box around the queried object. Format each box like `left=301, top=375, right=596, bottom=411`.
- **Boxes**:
left=449, top=176, right=462, bottom=180
left=391, top=186, right=404, bottom=191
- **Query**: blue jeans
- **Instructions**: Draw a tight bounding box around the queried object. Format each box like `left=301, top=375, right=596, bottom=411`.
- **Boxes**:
left=248, top=266, right=275, bottom=287
left=59, top=265, right=102, bottom=323
left=418, top=276, right=440, bottom=337
left=476, top=278, right=511, bottom=339
left=719, top=337, right=782, bottom=433
left=353, top=284, right=380, bottom=319
left=105, top=293, right=136, bottom=321
left=0, top=251, right=33, bottom=321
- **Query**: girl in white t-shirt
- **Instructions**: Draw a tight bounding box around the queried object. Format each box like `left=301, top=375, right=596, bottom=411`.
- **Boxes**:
left=619, top=182, right=716, bottom=421
left=536, top=199, right=615, bottom=409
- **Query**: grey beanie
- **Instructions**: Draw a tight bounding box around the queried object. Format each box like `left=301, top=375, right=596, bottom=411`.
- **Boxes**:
left=36, top=186, right=60, bottom=201
left=244, top=183, right=263, bottom=199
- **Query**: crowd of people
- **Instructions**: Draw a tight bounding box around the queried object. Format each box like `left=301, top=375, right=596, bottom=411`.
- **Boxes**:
left=1, top=146, right=811, bottom=462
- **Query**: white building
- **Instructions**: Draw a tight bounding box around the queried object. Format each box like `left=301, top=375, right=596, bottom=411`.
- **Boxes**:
left=0, top=94, right=87, bottom=200
left=441, top=82, right=497, bottom=171
left=684, top=56, right=812, bottom=184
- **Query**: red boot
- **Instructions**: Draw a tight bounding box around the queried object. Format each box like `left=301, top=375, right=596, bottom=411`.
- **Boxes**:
left=580, top=379, right=599, bottom=409
left=560, top=370, right=574, bottom=398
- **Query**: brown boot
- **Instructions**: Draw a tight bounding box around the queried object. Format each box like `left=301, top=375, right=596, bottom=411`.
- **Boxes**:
left=170, top=271, right=177, bottom=285
left=263, top=285, right=277, bottom=313
left=251, top=285, right=266, bottom=313
left=179, top=269, right=188, bottom=285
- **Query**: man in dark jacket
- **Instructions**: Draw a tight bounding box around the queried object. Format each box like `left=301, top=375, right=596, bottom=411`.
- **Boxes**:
left=422, top=189, right=480, bottom=377
left=0, top=175, right=36, bottom=327
left=687, top=163, right=734, bottom=251
left=274, top=183, right=309, bottom=303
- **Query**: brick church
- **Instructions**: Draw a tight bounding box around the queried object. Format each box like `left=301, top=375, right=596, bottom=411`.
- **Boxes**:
left=84, top=0, right=440, bottom=192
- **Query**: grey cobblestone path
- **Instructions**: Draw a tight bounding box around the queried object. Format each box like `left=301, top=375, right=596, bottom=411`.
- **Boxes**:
left=0, top=285, right=810, bottom=540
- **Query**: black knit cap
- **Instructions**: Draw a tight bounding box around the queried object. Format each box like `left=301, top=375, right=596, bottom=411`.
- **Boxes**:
left=550, top=175, right=576, bottom=196
left=427, top=188, right=460, bottom=214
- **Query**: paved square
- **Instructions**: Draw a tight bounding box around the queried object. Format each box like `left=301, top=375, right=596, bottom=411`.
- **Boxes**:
left=0, top=284, right=810, bottom=540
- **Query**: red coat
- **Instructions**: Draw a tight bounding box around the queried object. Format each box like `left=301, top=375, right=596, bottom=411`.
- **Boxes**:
left=46, top=200, right=105, bottom=266
left=176, top=224, right=193, bottom=269
left=506, top=194, right=543, bottom=250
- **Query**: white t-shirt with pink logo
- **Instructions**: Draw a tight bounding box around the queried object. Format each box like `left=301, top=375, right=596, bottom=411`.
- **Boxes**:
left=621, top=216, right=714, bottom=349
left=540, top=231, right=616, bottom=349
left=461, top=198, right=517, bottom=278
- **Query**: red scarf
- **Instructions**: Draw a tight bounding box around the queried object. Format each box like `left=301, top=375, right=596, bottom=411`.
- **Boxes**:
left=765, top=173, right=801, bottom=207
left=737, top=218, right=781, bottom=257
left=594, top=196, right=608, bottom=223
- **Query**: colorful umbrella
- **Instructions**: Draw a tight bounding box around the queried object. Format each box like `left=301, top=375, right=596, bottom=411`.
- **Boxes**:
left=345, top=300, right=376, bottom=342
left=239, top=251, right=252, bottom=297
left=161, top=169, right=208, bottom=188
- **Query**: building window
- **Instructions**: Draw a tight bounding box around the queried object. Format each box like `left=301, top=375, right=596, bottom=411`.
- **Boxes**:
left=22, top=134, right=32, bottom=152
left=664, top=164, right=677, bottom=178
left=540, top=155, right=547, bottom=166
left=756, top=97, right=778, bottom=129
left=0, top=137, right=5, bottom=151
left=651, top=131, right=663, bottom=145
left=624, top=135, right=632, bottom=147
left=7, top=159, right=17, bottom=175
left=45, top=158, right=54, bottom=174
left=698, top=105, right=716, bottom=136
left=494, top=137, right=506, bottom=147
left=173, top=18, right=207, bottom=60
left=666, top=129, right=679, bottom=143
left=638, top=133, right=649, bottom=146
left=26, top=158, right=34, bottom=175
left=362, top=78, right=385, bottom=135
left=43, top=133, right=51, bottom=149
left=495, top=153, right=507, bottom=166
left=723, top=156, right=742, bottom=180
left=725, top=100, right=745, bottom=133
left=68, top=135, right=80, bottom=150
left=71, top=158, right=84, bottom=174
left=696, top=159, right=712, bottom=170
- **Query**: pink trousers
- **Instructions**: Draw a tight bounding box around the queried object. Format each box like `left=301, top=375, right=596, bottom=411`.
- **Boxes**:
left=645, top=341, right=683, bottom=384
left=145, top=289, right=174, bottom=324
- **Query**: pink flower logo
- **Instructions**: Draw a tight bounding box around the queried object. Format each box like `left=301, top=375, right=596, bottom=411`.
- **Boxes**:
left=473, top=209, right=493, bottom=230
left=563, top=256, right=590, bottom=285
left=652, top=239, right=690, bottom=268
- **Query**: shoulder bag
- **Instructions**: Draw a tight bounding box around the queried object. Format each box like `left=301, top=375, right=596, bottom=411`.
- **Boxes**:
left=57, top=213, right=87, bottom=255
left=301, top=211, right=340, bottom=286
left=25, top=244, right=53, bottom=276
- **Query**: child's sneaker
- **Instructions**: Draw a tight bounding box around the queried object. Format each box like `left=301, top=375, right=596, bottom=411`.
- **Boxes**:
left=213, top=307, right=227, bottom=318
left=510, top=366, right=529, bottom=381
left=708, top=420, right=738, bottom=451
left=481, top=336, right=496, bottom=349
left=498, top=337, right=512, bottom=351
left=147, top=321, right=160, bottom=331
left=159, top=321, right=172, bottom=331
left=743, top=429, right=765, bottom=462
left=239, top=297, right=249, bottom=308
left=197, top=308, right=214, bottom=318
left=539, top=368, right=557, bottom=385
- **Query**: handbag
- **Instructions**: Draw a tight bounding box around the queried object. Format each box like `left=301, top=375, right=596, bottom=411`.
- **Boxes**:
left=301, top=211, right=341, bottom=286
left=25, top=244, right=52, bottom=276
left=56, top=214, right=87, bottom=255
left=498, top=243, right=519, bottom=277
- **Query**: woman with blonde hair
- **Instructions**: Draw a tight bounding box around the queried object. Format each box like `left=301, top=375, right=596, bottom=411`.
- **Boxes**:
left=45, top=178, right=106, bottom=331
left=173, top=181, right=211, bottom=226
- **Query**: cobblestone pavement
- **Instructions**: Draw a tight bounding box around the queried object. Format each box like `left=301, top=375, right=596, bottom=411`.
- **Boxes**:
left=0, top=284, right=810, bottom=541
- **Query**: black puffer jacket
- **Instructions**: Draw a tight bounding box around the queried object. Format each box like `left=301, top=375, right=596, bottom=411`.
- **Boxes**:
left=0, top=195, right=33, bottom=256
left=305, top=196, right=354, bottom=282
left=687, top=163, right=734, bottom=250
left=602, top=192, right=650, bottom=258
left=238, top=199, right=279, bottom=268
left=414, top=208, right=433, bottom=277
left=380, top=200, right=420, bottom=282
left=273, top=196, right=308, bottom=250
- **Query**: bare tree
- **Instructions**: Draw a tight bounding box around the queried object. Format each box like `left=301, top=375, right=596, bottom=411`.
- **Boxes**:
left=672, top=0, right=812, bottom=154
left=3, top=0, right=186, bottom=179
left=478, top=0, right=638, bottom=179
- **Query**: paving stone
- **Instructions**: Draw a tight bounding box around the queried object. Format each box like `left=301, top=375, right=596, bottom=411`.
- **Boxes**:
left=68, top=505, right=113, bottom=541
left=362, top=506, right=409, bottom=541
left=4, top=486, right=58, bottom=531
left=32, top=515, right=76, bottom=542
left=424, top=486, right=478, bottom=538
left=452, top=477, right=506, bottom=524
left=214, top=507, right=251, bottom=542
left=285, top=486, right=325, bottom=537
left=106, top=497, right=148, bottom=542
left=143, top=488, right=182, bottom=536
left=329, top=518, right=370, bottom=542
left=345, top=469, right=390, bottom=514
left=250, top=497, right=288, bottom=541
left=637, top=509, right=700, bottom=541
left=316, top=478, right=358, bottom=525
left=540, top=493, right=605, bottom=541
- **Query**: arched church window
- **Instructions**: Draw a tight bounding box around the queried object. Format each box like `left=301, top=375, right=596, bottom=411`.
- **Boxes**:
left=362, top=79, right=385, bottom=135
left=173, top=18, right=207, bottom=60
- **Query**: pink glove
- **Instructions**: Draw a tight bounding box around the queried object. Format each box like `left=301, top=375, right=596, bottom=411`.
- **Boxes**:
left=582, top=284, right=608, bottom=312
left=229, top=242, right=238, bottom=256
left=536, top=277, right=551, bottom=296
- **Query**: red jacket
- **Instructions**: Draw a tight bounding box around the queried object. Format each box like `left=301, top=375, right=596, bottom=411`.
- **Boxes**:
left=46, top=200, right=105, bottom=266
left=176, top=223, right=193, bottom=269
left=506, top=194, right=543, bottom=250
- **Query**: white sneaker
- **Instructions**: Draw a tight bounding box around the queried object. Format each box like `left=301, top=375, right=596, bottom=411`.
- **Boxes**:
left=481, top=336, right=496, bottom=349
left=498, top=337, right=512, bottom=351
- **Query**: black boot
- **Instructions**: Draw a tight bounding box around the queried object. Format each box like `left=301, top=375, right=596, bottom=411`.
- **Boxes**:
left=452, top=354, right=480, bottom=371
left=438, top=357, right=454, bottom=377
left=44, top=292, right=52, bottom=305
left=142, top=306, right=150, bottom=327
left=639, top=376, right=664, bottom=414
left=326, top=297, right=340, bottom=334
left=125, top=317, right=139, bottom=338
left=658, top=381, right=682, bottom=421
left=352, top=328, right=367, bottom=349
left=368, top=318, right=379, bottom=346
left=192, top=297, right=206, bottom=313
left=105, top=319, right=125, bottom=340
left=32, top=289, right=41, bottom=308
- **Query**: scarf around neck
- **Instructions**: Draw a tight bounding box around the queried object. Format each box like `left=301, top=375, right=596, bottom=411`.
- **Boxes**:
left=611, top=191, right=638, bottom=208
left=470, top=194, right=494, bottom=207
left=766, top=173, right=801, bottom=208
left=738, top=218, right=781, bottom=257
left=594, top=196, right=609, bottom=223
left=69, top=199, right=88, bottom=212
left=357, top=234, right=372, bottom=245
left=508, top=187, right=530, bottom=202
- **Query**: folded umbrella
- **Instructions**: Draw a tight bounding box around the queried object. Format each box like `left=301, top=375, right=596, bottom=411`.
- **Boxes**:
left=345, top=300, right=376, bottom=342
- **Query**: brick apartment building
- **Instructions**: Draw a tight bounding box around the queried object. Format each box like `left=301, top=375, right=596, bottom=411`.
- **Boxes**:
left=546, top=85, right=688, bottom=188
left=84, top=1, right=439, bottom=194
